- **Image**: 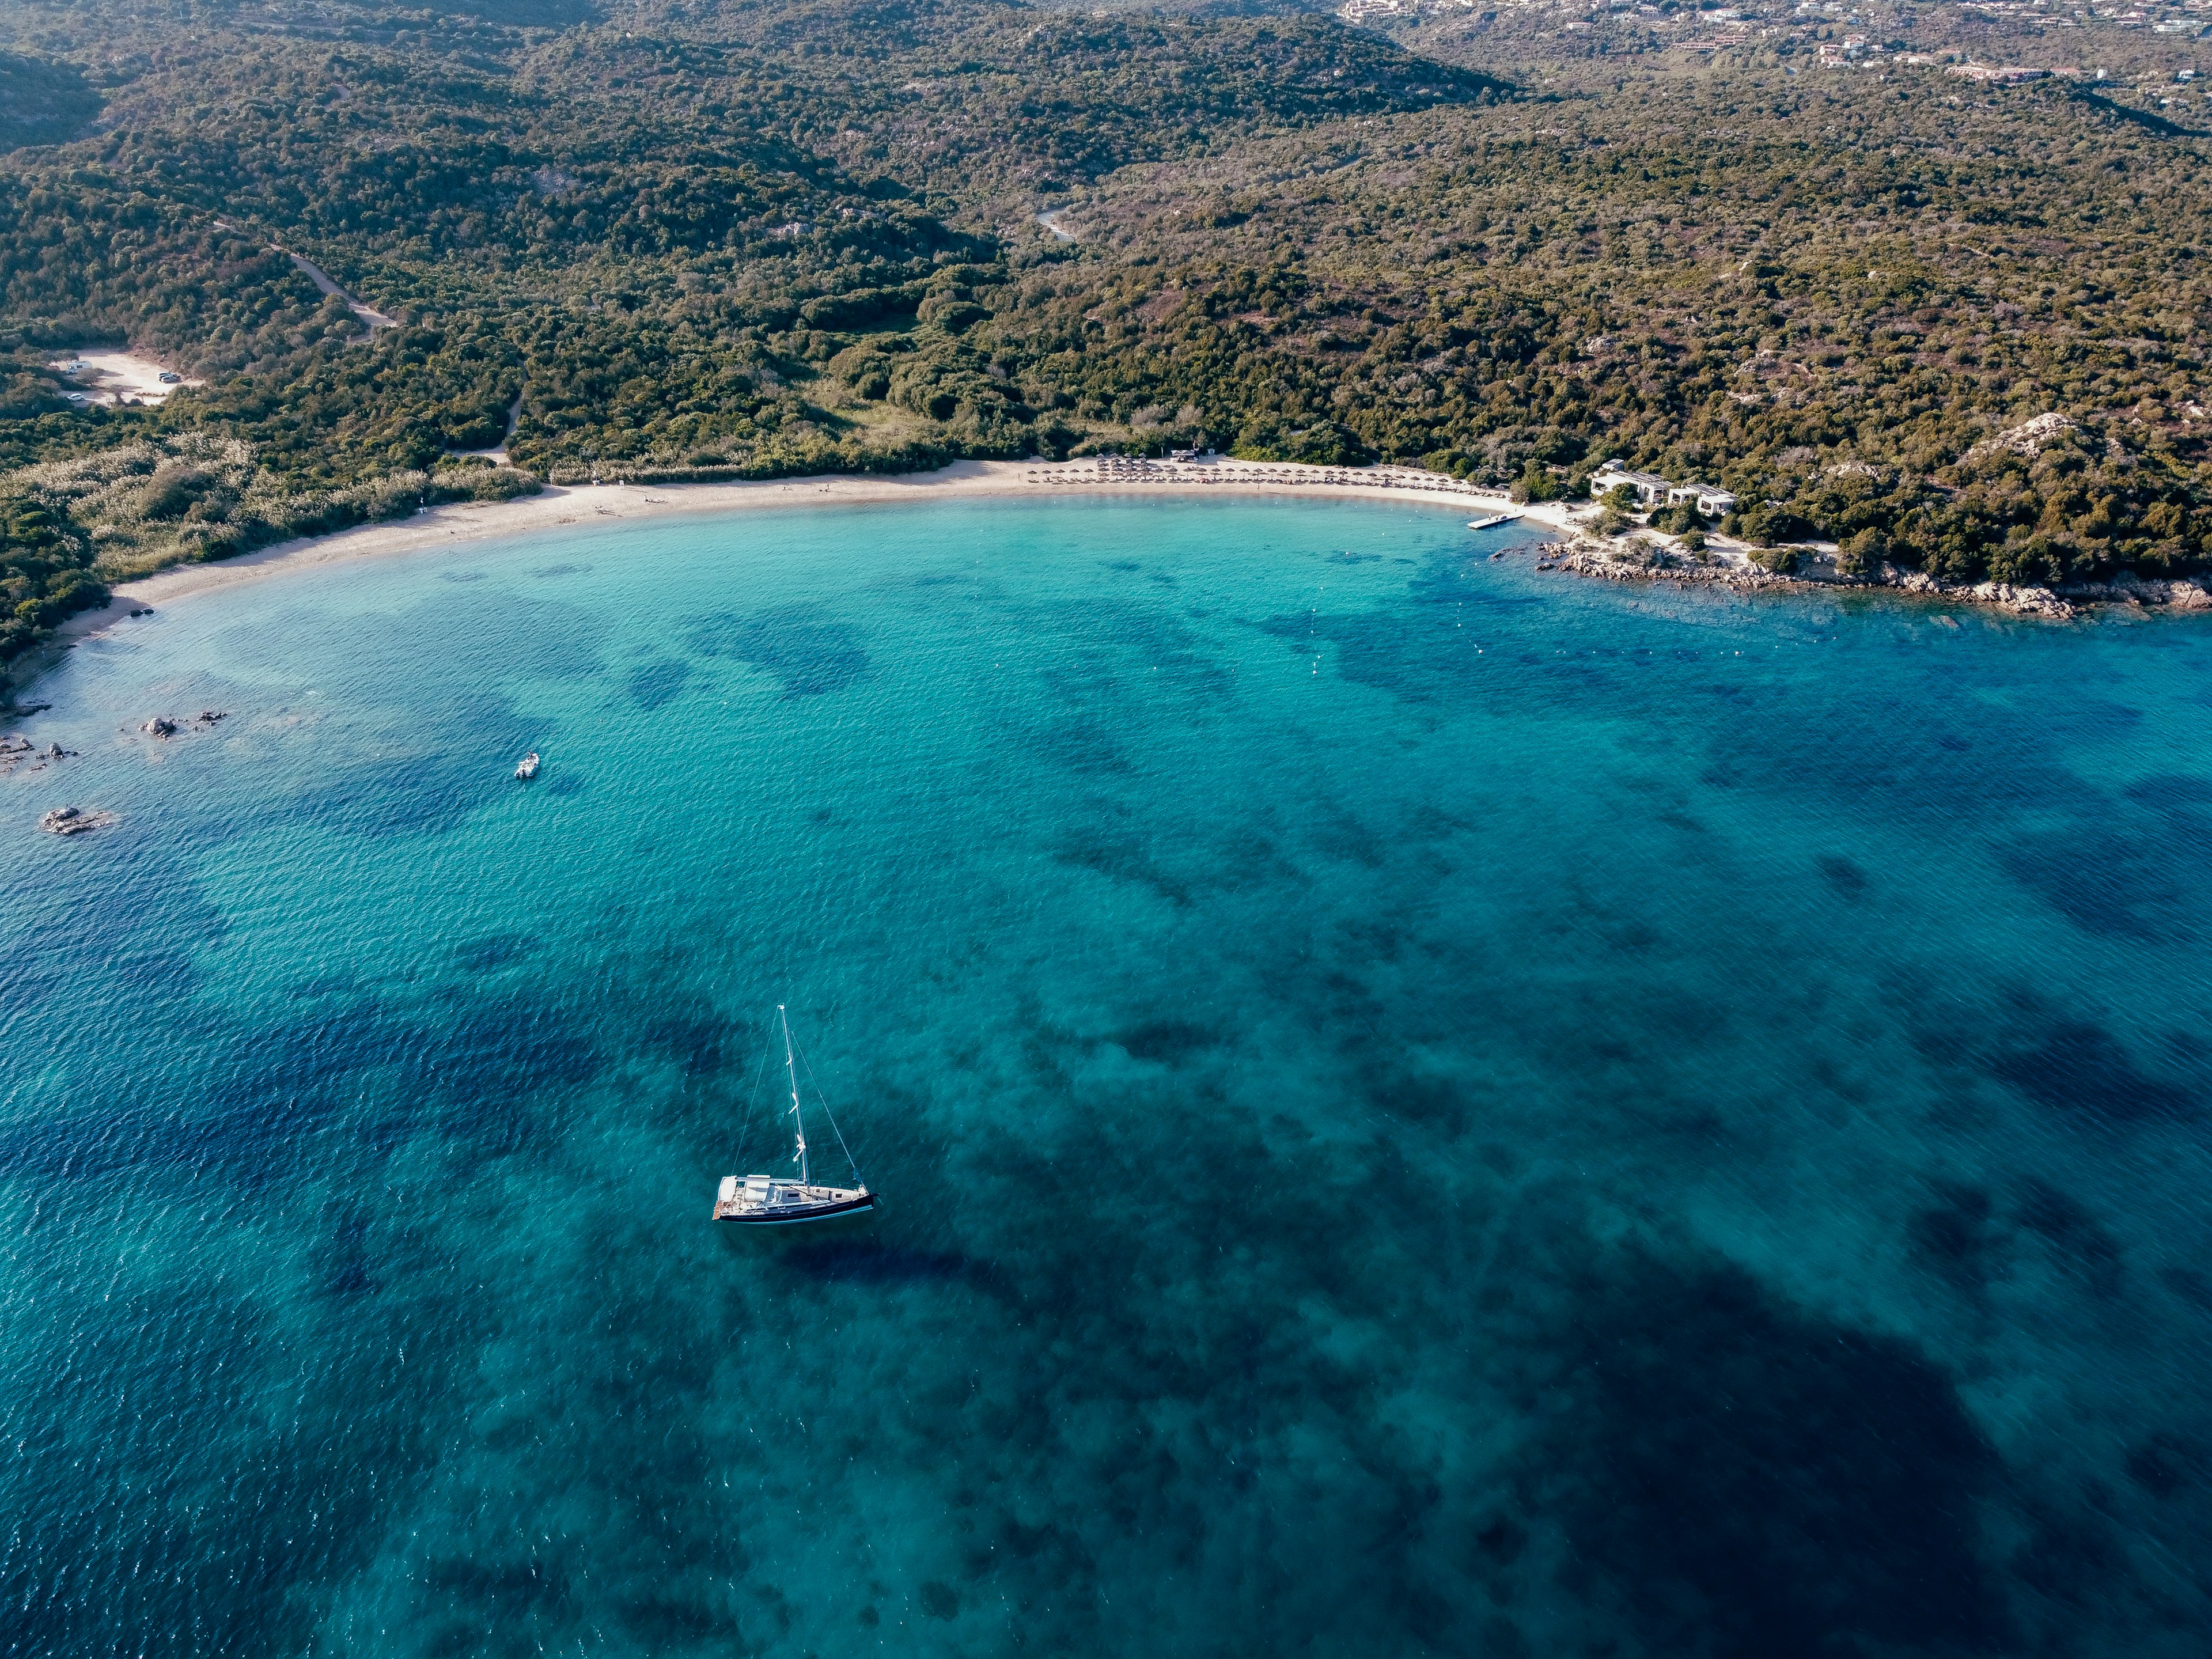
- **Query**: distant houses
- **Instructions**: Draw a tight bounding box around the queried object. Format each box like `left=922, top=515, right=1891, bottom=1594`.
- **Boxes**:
left=1946, top=63, right=2050, bottom=85
left=1592, top=459, right=1737, bottom=518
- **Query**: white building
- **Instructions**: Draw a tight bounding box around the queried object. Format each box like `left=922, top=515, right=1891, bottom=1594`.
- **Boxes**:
left=1668, top=483, right=1738, bottom=516
left=1592, top=459, right=1672, bottom=506
left=1594, top=460, right=1736, bottom=517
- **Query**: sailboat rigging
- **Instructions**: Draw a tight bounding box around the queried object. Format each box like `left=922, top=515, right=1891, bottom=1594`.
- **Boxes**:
left=714, top=1006, right=875, bottom=1226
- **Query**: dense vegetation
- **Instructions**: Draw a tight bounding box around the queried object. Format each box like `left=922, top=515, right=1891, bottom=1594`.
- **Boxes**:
left=0, top=481, right=97, bottom=664
left=1, top=0, right=2209, bottom=665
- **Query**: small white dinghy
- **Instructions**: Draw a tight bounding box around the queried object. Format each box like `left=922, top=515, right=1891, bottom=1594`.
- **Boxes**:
left=715, top=1006, right=874, bottom=1226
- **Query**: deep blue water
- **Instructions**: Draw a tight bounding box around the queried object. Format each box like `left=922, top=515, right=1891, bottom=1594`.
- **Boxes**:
left=3, top=497, right=2210, bottom=1656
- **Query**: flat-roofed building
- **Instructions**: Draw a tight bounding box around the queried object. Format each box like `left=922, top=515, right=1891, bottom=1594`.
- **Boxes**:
left=1668, top=483, right=1738, bottom=516
left=1593, top=459, right=1672, bottom=506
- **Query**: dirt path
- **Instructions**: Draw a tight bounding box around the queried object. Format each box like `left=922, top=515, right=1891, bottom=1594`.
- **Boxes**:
left=452, top=387, right=525, bottom=465
left=279, top=249, right=398, bottom=335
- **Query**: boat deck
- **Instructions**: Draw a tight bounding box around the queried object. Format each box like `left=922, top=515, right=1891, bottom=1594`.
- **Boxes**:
left=714, top=1173, right=872, bottom=1222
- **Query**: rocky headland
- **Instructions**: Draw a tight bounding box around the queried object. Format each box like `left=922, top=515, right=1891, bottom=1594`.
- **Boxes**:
left=1541, top=535, right=2212, bottom=621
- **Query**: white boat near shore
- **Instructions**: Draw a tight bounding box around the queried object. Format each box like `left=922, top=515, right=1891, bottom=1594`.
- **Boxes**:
left=1468, top=511, right=1524, bottom=531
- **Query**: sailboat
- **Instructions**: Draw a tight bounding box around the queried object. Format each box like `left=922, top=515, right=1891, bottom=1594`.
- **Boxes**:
left=714, top=1005, right=874, bottom=1226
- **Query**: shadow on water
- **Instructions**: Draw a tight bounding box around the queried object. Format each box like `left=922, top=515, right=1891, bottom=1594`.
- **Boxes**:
left=732, top=1226, right=1016, bottom=1298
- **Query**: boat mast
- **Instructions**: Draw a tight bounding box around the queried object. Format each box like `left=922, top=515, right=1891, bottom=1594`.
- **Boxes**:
left=779, top=1004, right=808, bottom=1185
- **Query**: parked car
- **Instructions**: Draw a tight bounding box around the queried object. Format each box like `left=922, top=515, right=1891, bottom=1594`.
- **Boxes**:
left=157, top=370, right=181, bottom=383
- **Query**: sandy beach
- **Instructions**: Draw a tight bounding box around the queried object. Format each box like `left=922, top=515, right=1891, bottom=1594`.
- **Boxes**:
left=32, top=457, right=1578, bottom=671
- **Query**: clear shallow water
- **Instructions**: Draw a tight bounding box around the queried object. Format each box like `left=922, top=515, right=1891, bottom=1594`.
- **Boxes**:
left=3, top=497, right=2210, bottom=1657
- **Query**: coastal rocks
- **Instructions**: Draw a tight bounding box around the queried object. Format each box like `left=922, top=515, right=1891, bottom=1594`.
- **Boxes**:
left=2165, top=580, right=2212, bottom=613
left=1873, top=567, right=2073, bottom=616
left=2058, top=573, right=2212, bottom=612
left=1968, top=582, right=2074, bottom=619
left=1534, top=537, right=2207, bottom=623
left=1, top=736, right=73, bottom=775
left=136, top=711, right=226, bottom=742
left=1556, top=537, right=1789, bottom=594
left=1877, top=565, right=2212, bottom=618
left=40, top=806, right=116, bottom=836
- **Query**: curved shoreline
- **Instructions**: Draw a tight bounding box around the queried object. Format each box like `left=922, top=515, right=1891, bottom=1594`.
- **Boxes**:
left=13, top=454, right=2206, bottom=707
left=9, top=458, right=1569, bottom=697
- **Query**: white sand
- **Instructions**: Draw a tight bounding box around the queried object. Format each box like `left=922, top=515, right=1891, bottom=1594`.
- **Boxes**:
left=33, top=457, right=1585, bottom=671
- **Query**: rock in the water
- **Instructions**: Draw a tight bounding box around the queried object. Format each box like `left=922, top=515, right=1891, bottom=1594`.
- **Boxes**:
left=141, top=717, right=177, bottom=738
left=40, top=806, right=114, bottom=836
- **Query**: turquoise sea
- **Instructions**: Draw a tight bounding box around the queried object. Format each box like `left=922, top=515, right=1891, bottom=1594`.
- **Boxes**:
left=3, top=495, right=2210, bottom=1656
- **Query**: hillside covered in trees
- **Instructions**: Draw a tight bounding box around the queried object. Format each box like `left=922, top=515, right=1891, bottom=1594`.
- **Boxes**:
left=1, top=0, right=2209, bottom=662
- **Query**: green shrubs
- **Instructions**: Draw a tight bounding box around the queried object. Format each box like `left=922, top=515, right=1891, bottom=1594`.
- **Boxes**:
left=0, top=490, right=101, bottom=662
left=0, top=6, right=2208, bottom=600
left=1647, top=501, right=1707, bottom=537
left=137, top=463, right=215, bottom=522
left=428, top=463, right=542, bottom=505
left=1837, top=528, right=1887, bottom=576
left=1510, top=461, right=1562, bottom=503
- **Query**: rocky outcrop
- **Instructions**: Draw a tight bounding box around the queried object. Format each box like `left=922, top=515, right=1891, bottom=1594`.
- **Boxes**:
left=1556, top=537, right=1792, bottom=594
left=138, top=711, right=226, bottom=741
left=1967, top=582, right=2074, bottom=618
left=1967, top=411, right=2077, bottom=460
left=2058, top=573, right=2212, bottom=612
left=1540, top=537, right=2206, bottom=622
left=1, top=736, right=73, bottom=775
left=40, top=806, right=116, bottom=836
